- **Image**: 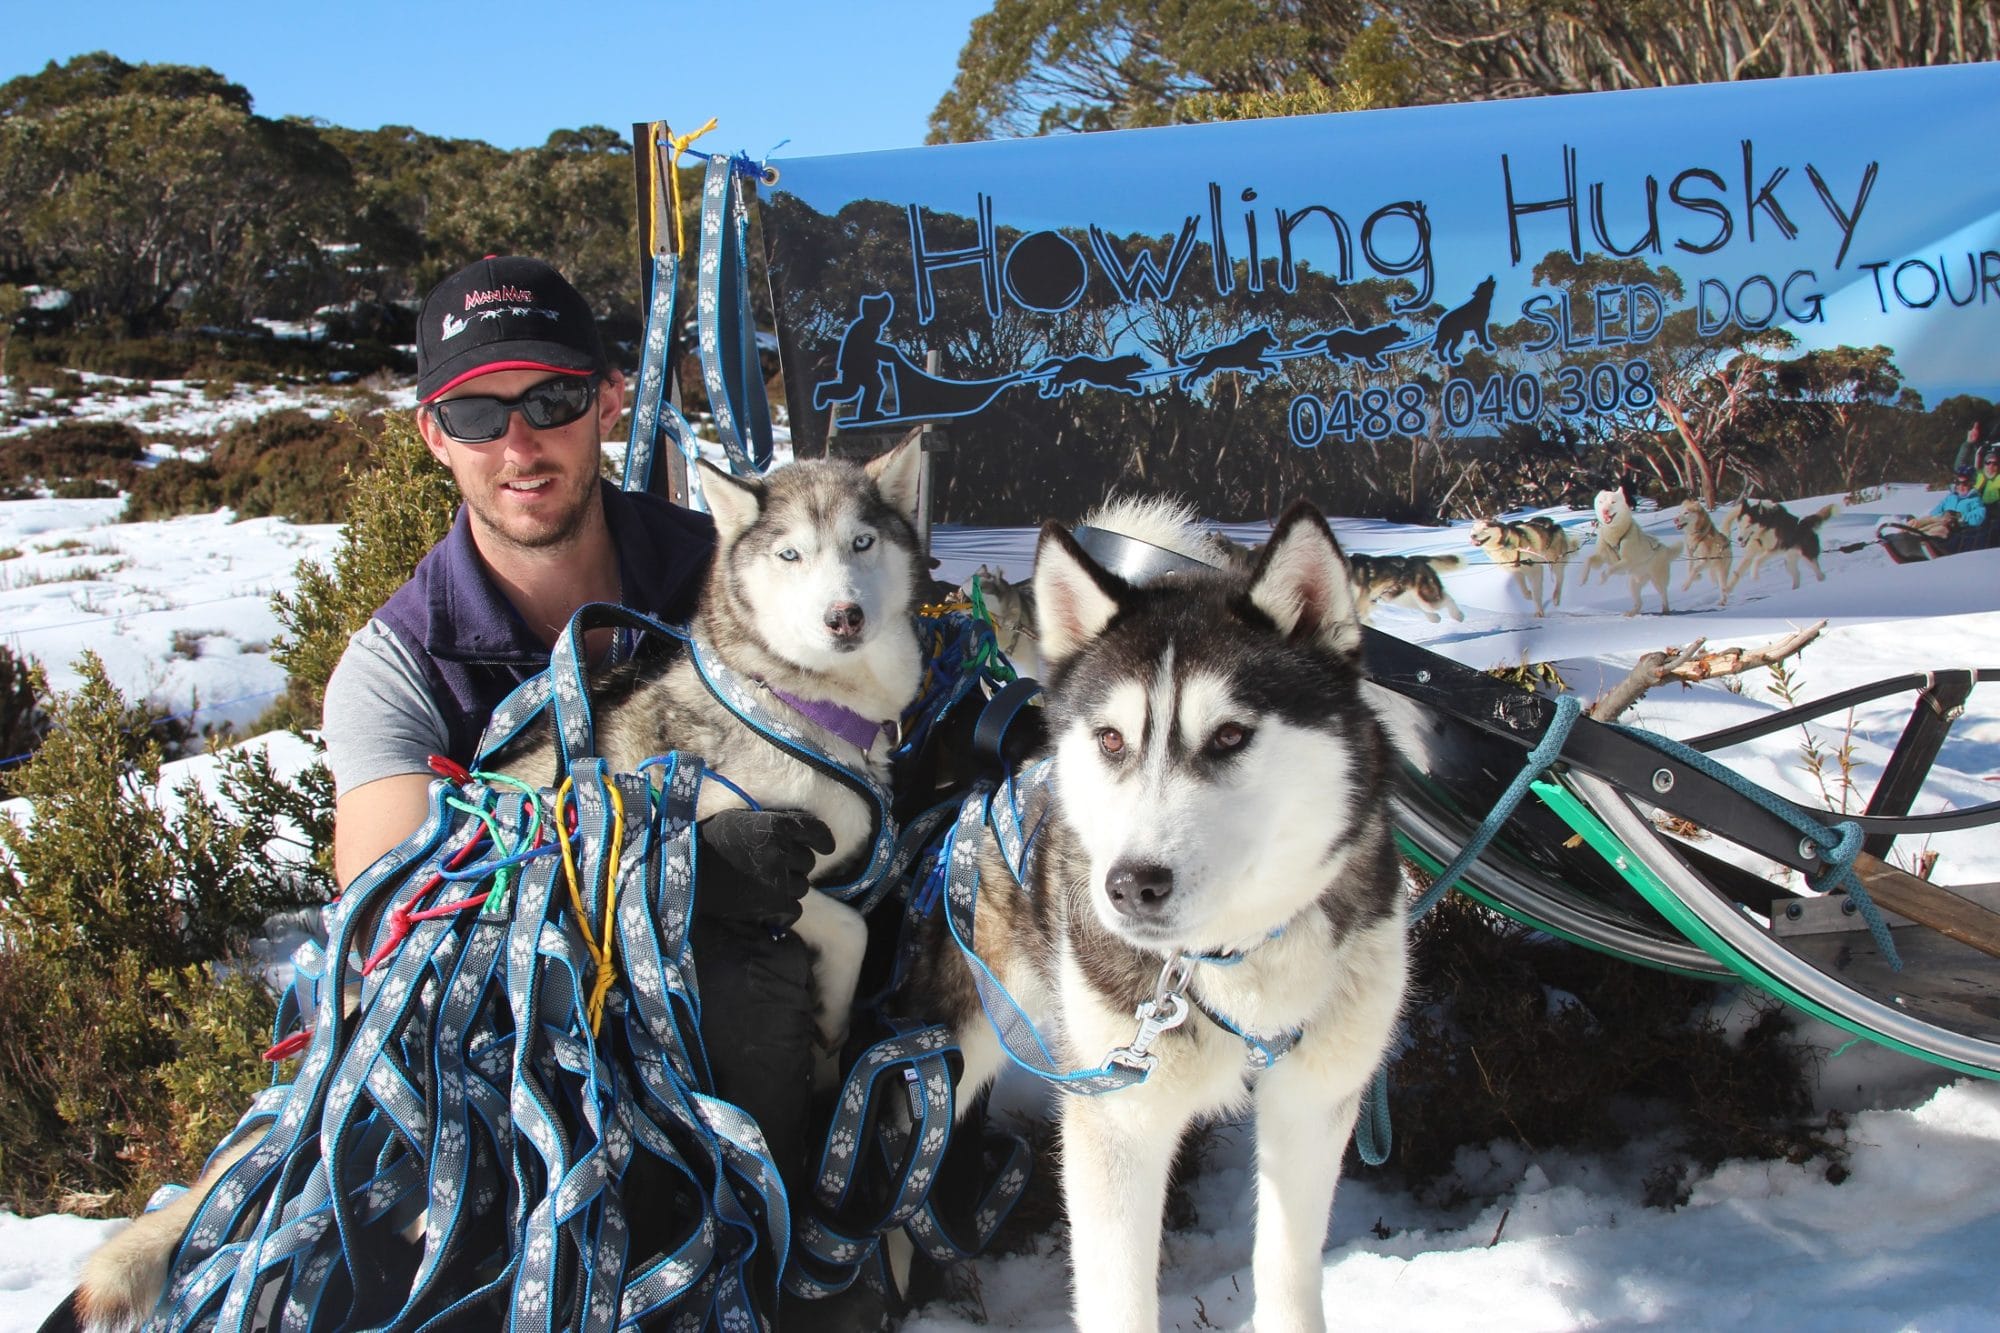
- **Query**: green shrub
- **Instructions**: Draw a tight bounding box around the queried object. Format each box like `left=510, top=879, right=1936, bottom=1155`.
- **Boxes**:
left=7, top=362, right=89, bottom=396
left=124, top=409, right=385, bottom=524
left=142, top=965, right=286, bottom=1187
left=121, top=457, right=225, bottom=520
left=211, top=408, right=376, bottom=523
left=0, top=418, right=145, bottom=495
left=51, top=476, right=121, bottom=499
left=13, top=331, right=409, bottom=386
left=0, top=946, right=162, bottom=1210
left=269, top=412, right=456, bottom=726
left=0, top=654, right=332, bottom=1213
left=12, top=334, right=192, bottom=383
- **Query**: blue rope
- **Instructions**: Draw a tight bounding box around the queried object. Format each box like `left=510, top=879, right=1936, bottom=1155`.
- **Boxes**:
left=1355, top=1071, right=1395, bottom=1169
left=1605, top=721, right=1898, bottom=971
left=1359, top=693, right=1583, bottom=1168
left=1409, top=694, right=1583, bottom=924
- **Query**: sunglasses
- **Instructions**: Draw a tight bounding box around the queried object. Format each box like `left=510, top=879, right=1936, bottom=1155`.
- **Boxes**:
left=428, top=376, right=598, bottom=443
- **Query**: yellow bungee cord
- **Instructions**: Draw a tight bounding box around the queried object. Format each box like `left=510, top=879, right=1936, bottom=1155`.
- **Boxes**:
left=553, top=776, right=627, bottom=1035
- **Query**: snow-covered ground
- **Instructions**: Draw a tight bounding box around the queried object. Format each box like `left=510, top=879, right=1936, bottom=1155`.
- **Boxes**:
left=3, top=424, right=2000, bottom=1328
left=0, top=496, right=343, bottom=748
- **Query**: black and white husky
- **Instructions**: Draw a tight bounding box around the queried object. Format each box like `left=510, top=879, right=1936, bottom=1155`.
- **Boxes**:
left=1723, top=496, right=1837, bottom=591
left=1346, top=550, right=1465, bottom=622
left=72, top=440, right=926, bottom=1332
left=903, top=497, right=1408, bottom=1332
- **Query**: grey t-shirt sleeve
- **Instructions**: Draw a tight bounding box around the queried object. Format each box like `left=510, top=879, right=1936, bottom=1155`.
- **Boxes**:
left=321, top=618, right=450, bottom=796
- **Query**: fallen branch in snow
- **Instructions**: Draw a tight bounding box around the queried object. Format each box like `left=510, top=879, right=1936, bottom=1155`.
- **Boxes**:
left=1589, top=619, right=1828, bottom=723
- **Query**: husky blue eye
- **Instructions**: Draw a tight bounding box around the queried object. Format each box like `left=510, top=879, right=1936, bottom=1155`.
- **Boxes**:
left=853, top=533, right=875, bottom=552
left=778, top=548, right=800, bottom=562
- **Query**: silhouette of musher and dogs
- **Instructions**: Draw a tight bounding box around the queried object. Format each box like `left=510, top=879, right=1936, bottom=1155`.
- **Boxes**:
left=810, top=276, right=1499, bottom=428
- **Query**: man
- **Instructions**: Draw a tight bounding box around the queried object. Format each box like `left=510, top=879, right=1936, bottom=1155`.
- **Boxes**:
left=323, top=253, right=716, bottom=873
left=1956, top=418, right=1988, bottom=472
left=321, top=256, right=868, bottom=1327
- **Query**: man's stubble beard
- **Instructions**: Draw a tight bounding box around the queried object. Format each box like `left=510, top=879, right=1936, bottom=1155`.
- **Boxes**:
left=462, top=462, right=601, bottom=557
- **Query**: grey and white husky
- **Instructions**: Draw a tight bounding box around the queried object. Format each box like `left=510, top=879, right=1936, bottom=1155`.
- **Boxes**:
left=903, top=497, right=1408, bottom=1333
left=500, top=438, right=925, bottom=1079
left=492, top=437, right=926, bottom=1077
left=1470, top=515, right=1575, bottom=617
left=73, top=440, right=926, bottom=1332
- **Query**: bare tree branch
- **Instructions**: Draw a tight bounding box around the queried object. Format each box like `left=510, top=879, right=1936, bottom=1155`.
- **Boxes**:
left=1589, top=619, right=1828, bottom=722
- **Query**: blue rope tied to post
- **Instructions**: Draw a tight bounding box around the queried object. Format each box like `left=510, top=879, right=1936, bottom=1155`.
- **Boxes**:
left=1357, top=693, right=1584, bottom=1167
left=1605, top=722, right=1897, bottom=971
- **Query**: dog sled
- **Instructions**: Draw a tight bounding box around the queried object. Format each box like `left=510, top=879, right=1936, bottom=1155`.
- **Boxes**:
left=1373, top=630, right=2000, bottom=1077
left=1870, top=517, right=1956, bottom=564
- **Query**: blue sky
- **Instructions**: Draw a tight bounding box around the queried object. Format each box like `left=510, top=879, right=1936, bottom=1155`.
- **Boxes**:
left=2, top=1, right=991, bottom=158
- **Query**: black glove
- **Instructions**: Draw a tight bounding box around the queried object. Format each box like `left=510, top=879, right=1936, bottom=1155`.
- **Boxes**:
left=693, top=808, right=835, bottom=930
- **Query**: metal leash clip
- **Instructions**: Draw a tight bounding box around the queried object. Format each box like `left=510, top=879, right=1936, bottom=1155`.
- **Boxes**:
left=1107, top=951, right=1197, bottom=1074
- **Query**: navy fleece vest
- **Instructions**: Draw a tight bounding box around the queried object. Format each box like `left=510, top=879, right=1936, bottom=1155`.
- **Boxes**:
left=374, top=481, right=714, bottom=764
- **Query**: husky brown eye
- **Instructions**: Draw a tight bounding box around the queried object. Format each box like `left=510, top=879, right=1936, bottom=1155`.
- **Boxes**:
left=1211, top=722, right=1249, bottom=751
left=1096, top=728, right=1125, bottom=756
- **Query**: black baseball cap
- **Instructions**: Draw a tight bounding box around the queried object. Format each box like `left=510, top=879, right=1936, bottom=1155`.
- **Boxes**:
left=416, top=255, right=607, bottom=402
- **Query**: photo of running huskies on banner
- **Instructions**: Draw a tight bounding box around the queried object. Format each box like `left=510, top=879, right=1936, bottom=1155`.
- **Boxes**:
left=758, top=63, right=2000, bottom=660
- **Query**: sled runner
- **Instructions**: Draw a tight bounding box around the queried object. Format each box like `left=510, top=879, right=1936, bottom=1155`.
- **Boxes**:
left=1374, top=631, right=2000, bottom=1076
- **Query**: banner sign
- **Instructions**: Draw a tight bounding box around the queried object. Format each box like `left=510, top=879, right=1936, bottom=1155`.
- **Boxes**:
left=755, top=65, right=1999, bottom=654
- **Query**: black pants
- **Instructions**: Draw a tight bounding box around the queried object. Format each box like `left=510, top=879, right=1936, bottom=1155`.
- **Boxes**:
left=689, top=916, right=820, bottom=1194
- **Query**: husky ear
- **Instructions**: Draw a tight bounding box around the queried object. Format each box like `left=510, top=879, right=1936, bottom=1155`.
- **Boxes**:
left=1033, top=522, right=1129, bottom=670
left=698, top=460, right=763, bottom=541
left=1247, top=501, right=1362, bottom=658
left=863, top=436, right=924, bottom=529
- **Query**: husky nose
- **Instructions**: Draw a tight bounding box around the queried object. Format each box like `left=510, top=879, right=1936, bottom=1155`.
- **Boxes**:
left=1106, top=859, right=1174, bottom=915
left=825, top=602, right=865, bottom=637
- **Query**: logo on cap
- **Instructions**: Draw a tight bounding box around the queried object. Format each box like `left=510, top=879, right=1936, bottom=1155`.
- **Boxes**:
left=465, top=284, right=536, bottom=310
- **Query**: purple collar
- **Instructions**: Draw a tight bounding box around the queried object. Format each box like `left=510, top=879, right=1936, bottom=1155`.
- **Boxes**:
left=766, top=685, right=898, bottom=754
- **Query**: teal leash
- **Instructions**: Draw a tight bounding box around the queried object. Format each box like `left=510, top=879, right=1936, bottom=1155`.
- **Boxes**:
left=1357, top=693, right=1584, bottom=1167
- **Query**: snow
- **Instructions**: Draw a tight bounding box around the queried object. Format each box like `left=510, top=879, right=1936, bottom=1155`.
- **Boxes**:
left=2, top=389, right=1999, bottom=1329
left=1, top=502, right=344, bottom=745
